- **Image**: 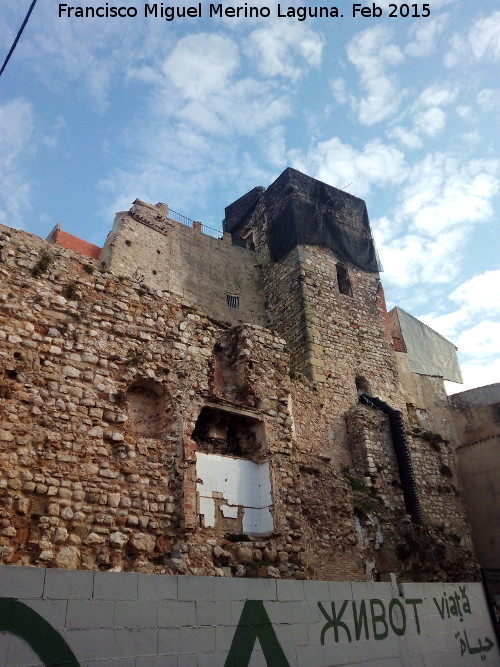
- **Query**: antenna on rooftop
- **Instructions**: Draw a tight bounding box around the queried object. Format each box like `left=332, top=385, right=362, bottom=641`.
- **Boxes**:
left=340, top=182, right=353, bottom=191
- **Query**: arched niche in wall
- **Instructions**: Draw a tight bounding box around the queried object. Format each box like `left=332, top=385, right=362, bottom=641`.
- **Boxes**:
left=211, top=329, right=255, bottom=407
left=126, top=379, right=166, bottom=439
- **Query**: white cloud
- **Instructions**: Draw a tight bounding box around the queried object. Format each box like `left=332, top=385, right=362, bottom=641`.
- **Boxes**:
left=456, top=321, right=500, bottom=359
left=100, top=18, right=331, bottom=226
left=416, top=269, right=500, bottom=393
left=331, top=78, right=348, bottom=105
left=10, top=3, right=171, bottom=111
left=246, top=22, right=324, bottom=81
left=260, top=125, right=286, bottom=168
left=420, top=269, right=500, bottom=345
left=387, top=126, right=423, bottom=149
left=456, top=105, right=474, bottom=120
left=401, top=156, right=498, bottom=236
left=446, top=357, right=500, bottom=394
left=387, top=84, right=457, bottom=148
left=450, top=270, right=500, bottom=314
left=288, top=137, right=407, bottom=197
left=157, top=33, right=291, bottom=136
left=477, top=88, right=500, bottom=111
left=415, top=84, right=458, bottom=109
left=375, top=228, right=466, bottom=289
left=413, top=107, right=447, bottom=137
left=346, top=26, right=405, bottom=125
left=99, top=29, right=295, bottom=221
left=420, top=309, right=467, bottom=340
left=0, top=99, right=34, bottom=228
left=374, top=156, right=499, bottom=288
left=406, top=15, right=448, bottom=57
left=445, top=10, right=500, bottom=68
left=164, top=34, right=239, bottom=99
left=469, top=11, right=500, bottom=62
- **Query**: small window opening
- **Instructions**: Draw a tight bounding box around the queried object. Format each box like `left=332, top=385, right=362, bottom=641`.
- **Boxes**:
left=336, top=264, right=353, bottom=297
left=356, top=376, right=372, bottom=398
left=226, top=294, right=240, bottom=309
left=243, top=232, right=256, bottom=252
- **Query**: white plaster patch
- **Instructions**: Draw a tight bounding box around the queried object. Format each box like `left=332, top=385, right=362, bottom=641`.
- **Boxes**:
left=196, top=452, right=273, bottom=534
left=220, top=505, right=238, bottom=519
left=199, top=496, right=215, bottom=527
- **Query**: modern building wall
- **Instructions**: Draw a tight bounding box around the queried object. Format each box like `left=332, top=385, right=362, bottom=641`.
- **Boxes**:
left=0, top=566, right=498, bottom=666
left=47, top=224, right=102, bottom=261
left=450, top=384, right=500, bottom=569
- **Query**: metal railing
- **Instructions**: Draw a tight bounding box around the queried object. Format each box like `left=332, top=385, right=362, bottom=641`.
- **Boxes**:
left=168, top=208, right=195, bottom=227
left=200, top=223, right=222, bottom=239
left=168, top=208, right=222, bottom=240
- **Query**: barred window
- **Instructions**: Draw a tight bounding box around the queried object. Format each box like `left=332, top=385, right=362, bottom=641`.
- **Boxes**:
left=226, top=294, right=240, bottom=309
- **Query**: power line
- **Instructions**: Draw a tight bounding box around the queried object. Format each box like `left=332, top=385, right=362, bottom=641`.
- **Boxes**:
left=0, top=0, right=39, bottom=80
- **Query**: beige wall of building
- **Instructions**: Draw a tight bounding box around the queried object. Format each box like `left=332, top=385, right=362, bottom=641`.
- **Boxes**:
left=450, top=385, right=500, bottom=569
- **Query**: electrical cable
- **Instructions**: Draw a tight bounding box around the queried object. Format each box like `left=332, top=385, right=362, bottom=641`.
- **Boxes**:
left=0, top=0, right=39, bottom=79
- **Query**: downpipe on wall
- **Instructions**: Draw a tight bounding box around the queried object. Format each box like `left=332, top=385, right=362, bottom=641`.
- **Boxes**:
left=359, top=393, right=423, bottom=525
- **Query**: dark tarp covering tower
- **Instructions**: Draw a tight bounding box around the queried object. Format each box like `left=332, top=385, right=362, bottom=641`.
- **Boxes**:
left=224, top=167, right=382, bottom=272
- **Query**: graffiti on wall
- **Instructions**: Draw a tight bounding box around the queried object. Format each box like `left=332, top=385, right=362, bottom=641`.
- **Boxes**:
left=0, top=586, right=497, bottom=666
left=318, top=586, right=495, bottom=662
left=0, top=599, right=80, bottom=666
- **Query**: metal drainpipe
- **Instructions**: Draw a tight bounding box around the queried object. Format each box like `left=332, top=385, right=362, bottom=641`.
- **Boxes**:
left=359, top=393, right=423, bottom=525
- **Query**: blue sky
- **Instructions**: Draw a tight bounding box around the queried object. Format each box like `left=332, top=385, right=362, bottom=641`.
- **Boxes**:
left=1, top=0, right=499, bottom=393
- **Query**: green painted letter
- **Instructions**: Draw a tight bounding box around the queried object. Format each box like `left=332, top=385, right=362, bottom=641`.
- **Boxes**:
left=0, top=598, right=80, bottom=666
left=370, top=599, right=389, bottom=640
left=224, top=600, right=290, bottom=667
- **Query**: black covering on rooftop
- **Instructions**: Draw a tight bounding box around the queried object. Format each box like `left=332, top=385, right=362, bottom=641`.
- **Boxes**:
left=224, top=168, right=381, bottom=273
left=224, top=186, right=265, bottom=235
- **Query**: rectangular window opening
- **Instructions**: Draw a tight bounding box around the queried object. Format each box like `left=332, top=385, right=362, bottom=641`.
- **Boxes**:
left=336, top=264, right=353, bottom=297
left=226, top=294, right=240, bottom=309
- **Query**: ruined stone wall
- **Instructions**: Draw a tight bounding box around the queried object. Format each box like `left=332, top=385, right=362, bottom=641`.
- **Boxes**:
left=219, top=228, right=475, bottom=580
left=0, top=224, right=294, bottom=577
left=0, top=223, right=478, bottom=582
left=100, top=200, right=266, bottom=327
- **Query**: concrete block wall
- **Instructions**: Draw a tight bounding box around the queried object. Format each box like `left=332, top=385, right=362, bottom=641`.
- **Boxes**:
left=1, top=566, right=498, bottom=666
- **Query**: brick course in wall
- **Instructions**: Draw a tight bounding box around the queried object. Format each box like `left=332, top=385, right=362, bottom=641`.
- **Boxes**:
left=48, top=227, right=102, bottom=261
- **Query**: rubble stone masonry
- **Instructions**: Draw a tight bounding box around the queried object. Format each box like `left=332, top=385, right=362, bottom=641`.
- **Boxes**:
left=0, top=173, right=479, bottom=584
